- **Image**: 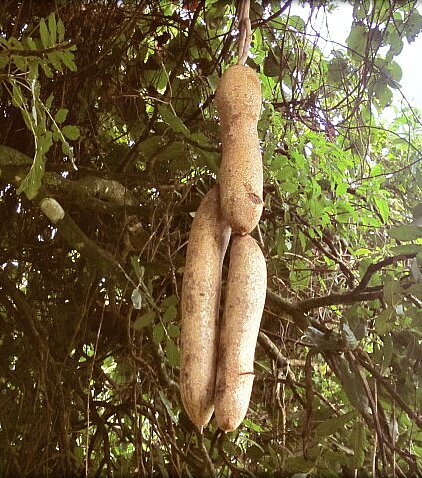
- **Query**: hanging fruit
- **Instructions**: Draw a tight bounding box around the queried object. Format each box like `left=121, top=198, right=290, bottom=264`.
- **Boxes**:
left=180, top=186, right=231, bottom=427
left=215, top=64, right=263, bottom=235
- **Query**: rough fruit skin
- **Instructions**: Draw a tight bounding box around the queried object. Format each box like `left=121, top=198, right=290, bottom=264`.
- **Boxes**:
left=180, top=186, right=231, bottom=427
left=216, top=65, right=263, bottom=235
left=214, top=234, right=267, bottom=431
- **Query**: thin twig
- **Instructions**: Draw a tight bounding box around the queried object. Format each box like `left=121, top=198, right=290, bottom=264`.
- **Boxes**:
left=258, top=331, right=288, bottom=367
left=355, top=350, right=422, bottom=428
left=198, top=429, right=216, bottom=477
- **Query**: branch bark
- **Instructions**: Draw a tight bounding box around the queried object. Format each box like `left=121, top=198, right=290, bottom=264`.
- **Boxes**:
left=296, top=286, right=383, bottom=312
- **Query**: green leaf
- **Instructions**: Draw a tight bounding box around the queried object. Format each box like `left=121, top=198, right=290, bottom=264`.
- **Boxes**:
left=12, top=84, right=25, bottom=108
left=245, top=444, right=264, bottom=461
left=62, top=51, right=77, bottom=71
left=380, top=333, right=393, bottom=375
left=288, top=15, right=305, bottom=32
left=17, top=133, right=52, bottom=199
left=263, top=50, right=279, bottom=77
left=350, top=420, right=366, bottom=468
left=346, top=24, right=367, bottom=59
left=383, top=279, right=402, bottom=307
left=353, top=3, right=366, bottom=21
left=26, top=36, right=37, bottom=51
left=0, top=54, right=9, bottom=69
left=48, top=13, right=57, bottom=45
left=17, top=153, right=45, bottom=199
left=374, top=80, right=393, bottom=108
left=45, top=94, right=54, bottom=110
left=337, top=357, right=369, bottom=412
left=243, top=418, right=264, bottom=432
left=387, top=32, right=403, bottom=58
left=412, top=202, right=422, bottom=222
left=391, top=244, right=422, bottom=255
left=138, top=136, right=162, bottom=159
left=39, top=18, right=50, bottom=48
left=375, top=308, right=395, bottom=335
left=165, top=338, right=180, bottom=367
left=21, top=109, right=33, bottom=131
left=321, top=451, right=350, bottom=468
left=167, top=324, right=180, bottom=338
left=159, top=142, right=188, bottom=170
left=280, top=181, right=298, bottom=193
left=157, top=104, right=190, bottom=137
left=115, top=357, right=133, bottom=383
left=404, top=9, right=422, bottom=43
left=158, top=390, right=178, bottom=424
left=388, top=224, right=422, bottom=241
left=54, top=108, right=68, bottom=124
left=370, top=163, right=383, bottom=176
left=61, top=140, right=73, bottom=160
left=47, top=52, right=63, bottom=72
left=284, top=456, right=313, bottom=474
left=163, top=305, right=177, bottom=322
left=309, top=197, right=321, bottom=219
left=292, top=151, right=306, bottom=169
left=336, top=182, right=348, bottom=196
left=221, top=436, right=242, bottom=456
left=0, top=37, right=10, bottom=48
left=9, top=37, right=23, bottom=49
left=61, top=125, right=80, bottom=140
left=131, top=288, right=143, bottom=310
left=130, top=256, right=144, bottom=280
left=160, top=295, right=178, bottom=309
left=152, top=323, right=165, bottom=344
left=132, top=310, right=155, bottom=331
left=386, top=61, right=402, bottom=83
left=327, top=55, right=349, bottom=84
left=407, top=283, right=422, bottom=300
left=374, top=197, right=389, bottom=223
left=57, top=19, right=65, bottom=43
left=41, top=62, right=54, bottom=78
left=315, top=410, right=356, bottom=437
left=354, top=248, right=372, bottom=257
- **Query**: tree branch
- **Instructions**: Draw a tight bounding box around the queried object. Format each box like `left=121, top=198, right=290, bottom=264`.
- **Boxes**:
left=0, top=270, right=50, bottom=361
left=355, top=254, right=416, bottom=291
left=265, top=288, right=309, bottom=329
left=0, top=42, right=73, bottom=58
left=39, top=197, right=129, bottom=284
left=355, top=350, right=422, bottom=429
left=258, top=331, right=288, bottom=367
left=296, top=287, right=383, bottom=312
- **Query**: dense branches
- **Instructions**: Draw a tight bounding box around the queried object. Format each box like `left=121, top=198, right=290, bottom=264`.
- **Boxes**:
left=0, top=1, right=421, bottom=477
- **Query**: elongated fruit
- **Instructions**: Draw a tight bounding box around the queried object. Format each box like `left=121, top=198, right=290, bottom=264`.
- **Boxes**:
left=214, top=234, right=267, bottom=431
left=180, top=186, right=231, bottom=427
left=215, top=65, right=263, bottom=235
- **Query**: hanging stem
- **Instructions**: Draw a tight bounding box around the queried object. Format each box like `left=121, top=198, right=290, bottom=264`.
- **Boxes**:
left=237, top=0, right=251, bottom=65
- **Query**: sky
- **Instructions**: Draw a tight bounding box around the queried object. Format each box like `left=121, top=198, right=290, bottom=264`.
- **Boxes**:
left=290, top=1, right=422, bottom=111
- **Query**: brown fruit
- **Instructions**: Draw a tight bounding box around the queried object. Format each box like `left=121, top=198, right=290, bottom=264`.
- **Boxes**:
left=215, top=65, right=263, bottom=235
left=180, top=186, right=231, bottom=427
left=214, top=234, right=267, bottom=431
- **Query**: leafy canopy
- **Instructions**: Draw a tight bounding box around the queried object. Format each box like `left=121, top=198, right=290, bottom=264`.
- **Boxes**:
left=0, top=1, right=421, bottom=477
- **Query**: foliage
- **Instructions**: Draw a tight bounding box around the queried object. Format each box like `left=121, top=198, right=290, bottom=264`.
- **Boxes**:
left=0, top=1, right=421, bottom=477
